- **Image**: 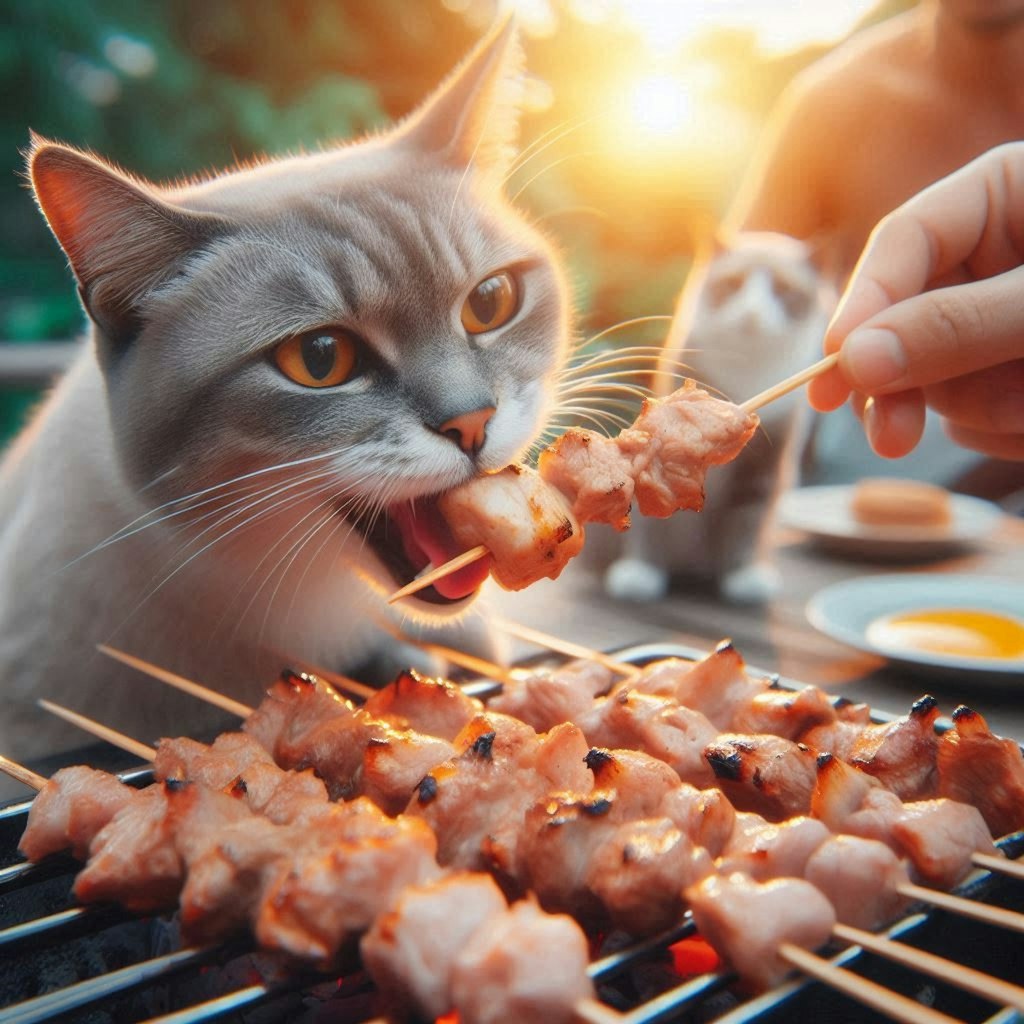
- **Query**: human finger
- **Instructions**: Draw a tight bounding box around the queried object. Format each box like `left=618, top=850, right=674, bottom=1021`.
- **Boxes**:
left=827, top=142, right=1024, bottom=345
left=924, top=359, right=1024, bottom=434
left=943, top=422, right=1024, bottom=461
left=838, top=263, right=1024, bottom=395
left=807, top=361, right=851, bottom=411
left=863, top=390, right=926, bottom=459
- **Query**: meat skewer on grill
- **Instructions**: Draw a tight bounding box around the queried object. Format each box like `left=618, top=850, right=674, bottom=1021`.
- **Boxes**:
left=37, top=688, right=1024, bottom=943
left=100, top=638, right=1024, bottom=894
left=8, top=733, right=1024, bottom=1023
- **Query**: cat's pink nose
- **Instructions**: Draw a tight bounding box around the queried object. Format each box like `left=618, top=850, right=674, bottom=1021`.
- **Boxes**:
left=439, top=406, right=495, bottom=455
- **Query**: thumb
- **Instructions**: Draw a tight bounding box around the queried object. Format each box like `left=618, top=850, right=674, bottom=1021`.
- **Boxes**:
left=838, top=264, right=1024, bottom=395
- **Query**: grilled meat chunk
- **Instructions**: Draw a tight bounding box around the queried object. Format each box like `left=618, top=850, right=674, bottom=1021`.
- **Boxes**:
left=19, top=765, right=136, bottom=862
left=848, top=695, right=941, bottom=800
left=450, top=898, right=595, bottom=1024
left=537, top=427, right=636, bottom=531
left=586, top=817, right=713, bottom=935
left=363, top=668, right=482, bottom=741
left=685, top=873, right=836, bottom=993
left=489, top=658, right=613, bottom=733
left=803, top=835, right=912, bottom=931
left=718, top=813, right=831, bottom=881
left=937, top=705, right=1024, bottom=838
left=361, top=871, right=508, bottom=1020
left=658, top=783, right=737, bottom=858
left=438, top=465, right=584, bottom=591
left=704, top=734, right=817, bottom=821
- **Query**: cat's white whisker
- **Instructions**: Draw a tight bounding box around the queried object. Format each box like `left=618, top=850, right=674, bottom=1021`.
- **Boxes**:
left=575, top=315, right=674, bottom=349
left=502, top=112, right=598, bottom=185
left=508, top=150, right=599, bottom=205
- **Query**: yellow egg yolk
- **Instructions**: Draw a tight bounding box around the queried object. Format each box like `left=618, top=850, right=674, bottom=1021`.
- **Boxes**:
left=866, top=608, right=1024, bottom=660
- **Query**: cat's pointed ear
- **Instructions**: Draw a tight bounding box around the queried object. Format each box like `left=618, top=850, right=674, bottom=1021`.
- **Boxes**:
left=397, top=16, right=523, bottom=181
left=29, top=136, right=223, bottom=356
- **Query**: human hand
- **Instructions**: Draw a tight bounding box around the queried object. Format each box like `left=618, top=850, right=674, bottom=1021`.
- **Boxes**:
left=808, top=142, right=1024, bottom=460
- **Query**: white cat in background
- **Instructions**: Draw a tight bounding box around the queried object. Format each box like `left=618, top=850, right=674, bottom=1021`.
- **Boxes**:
left=606, top=232, right=835, bottom=605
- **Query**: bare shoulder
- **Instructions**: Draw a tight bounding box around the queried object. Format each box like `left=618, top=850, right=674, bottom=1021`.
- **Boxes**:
left=781, top=12, right=930, bottom=130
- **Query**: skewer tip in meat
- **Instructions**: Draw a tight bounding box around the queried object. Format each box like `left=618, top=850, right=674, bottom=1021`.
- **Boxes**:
left=437, top=464, right=584, bottom=591
left=685, top=872, right=836, bottom=993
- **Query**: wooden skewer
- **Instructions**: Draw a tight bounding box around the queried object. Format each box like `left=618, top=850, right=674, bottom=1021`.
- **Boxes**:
left=834, top=922, right=1024, bottom=1012
left=489, top=617, right=638, bottom=677
left=388, top=545, right=490, bottom=604
left=897, top=881, right=1024, bottom=934
left=778, top=942, right=961, bottom=1024
left=407, top=636, right=518, bottom=687
left=97, top=644, right=254, bottom=719
left=739, top=351, right=840, bottom=414
left=38, top=699, right=157, bottom=762
left=971, top=850, right=1024, bottom=882
left=0, top=754, right=46, bottom=792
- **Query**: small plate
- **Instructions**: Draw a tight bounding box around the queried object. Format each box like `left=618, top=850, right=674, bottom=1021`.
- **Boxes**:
left=778, top=485, right=1002, bottom=560
left=806, top=574, right=1024, bottom=684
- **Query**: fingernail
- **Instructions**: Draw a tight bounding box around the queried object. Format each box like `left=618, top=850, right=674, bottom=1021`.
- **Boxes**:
left=864, top=396, right=885, bottom=451
left=842, top=328, right=907, bottom=392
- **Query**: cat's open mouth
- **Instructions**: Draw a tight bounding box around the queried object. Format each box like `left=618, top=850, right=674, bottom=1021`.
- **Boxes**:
left=349, top=496, right=492, bottom=605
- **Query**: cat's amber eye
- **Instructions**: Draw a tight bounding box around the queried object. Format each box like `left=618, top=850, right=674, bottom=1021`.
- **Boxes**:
left=274, top=330, right=357, bottom=389
left=461, top=271, right=519, bottom=335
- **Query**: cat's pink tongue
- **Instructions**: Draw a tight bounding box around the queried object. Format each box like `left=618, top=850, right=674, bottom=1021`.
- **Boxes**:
left=392, top=498, right=491, bottom=601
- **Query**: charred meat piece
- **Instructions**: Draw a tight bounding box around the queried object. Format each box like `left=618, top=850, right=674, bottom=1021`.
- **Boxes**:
left=624, top=381, right=759, bottom=518
left=586, top=817, right=713, bottom=935
left=255, top=805, right=440, bottom=965
left=578, top=690, right=719, bottom=788
left=937, top=705, right=1024, bottom=838
left=537, top=427, right=635, bottom=531
left=685, top=873, right=836, bottom=993
left=717, top=812, right=831, bottom=881
left=450, top=898, right=595, bottom=1024
left=361, top=871, right=508, bottom=1021
left=731, top=685, right=837, bottom=742
left=438, top=465, right=584, bottom=591
left=518, top=788, right=621, bottom=923
left=361, top=726, right=456, bottom=817
left=812, top=752, right=997, bottom=888
left=18, top=765, right=136, bottom=862
left=848, top=695, right=940, bottom=800
left=489, top=658, right=613, bottom=733
left=405, top=713, right=592, bottom=881
left=363, top=668, right=482, bottom=741
left=584, top=746, right=682, bottom=821
left=704, top=734, right=817, bottom=821
left=804, top=835, right=912, bottom=931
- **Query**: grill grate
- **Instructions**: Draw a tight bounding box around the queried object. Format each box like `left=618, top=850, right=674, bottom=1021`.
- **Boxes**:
left=1, top=644, right=1023, bottom=1024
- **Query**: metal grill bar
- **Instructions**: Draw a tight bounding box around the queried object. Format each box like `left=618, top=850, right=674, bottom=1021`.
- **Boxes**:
left=0, top=946, right=219, bottom=1024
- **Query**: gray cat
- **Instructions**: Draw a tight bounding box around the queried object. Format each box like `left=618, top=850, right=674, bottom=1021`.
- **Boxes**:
left=0, top=21, right=570, bottom=774
left=605, top=232, right=834, bottom=605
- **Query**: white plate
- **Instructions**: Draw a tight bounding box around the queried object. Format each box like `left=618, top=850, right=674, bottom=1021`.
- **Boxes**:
left=778, top=484, right=1003, bottom=560
left=806, top=574, right=1024, bottom=684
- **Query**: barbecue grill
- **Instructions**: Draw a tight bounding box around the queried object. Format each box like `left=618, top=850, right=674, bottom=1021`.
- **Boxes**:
left=2, top=643, right=1022, bottom=1024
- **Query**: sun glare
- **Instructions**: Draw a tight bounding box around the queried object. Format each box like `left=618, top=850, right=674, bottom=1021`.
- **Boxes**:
left=629, top=74, right=694, bottom=138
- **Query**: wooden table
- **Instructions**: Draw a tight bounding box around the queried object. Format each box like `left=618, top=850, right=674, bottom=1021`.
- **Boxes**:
left=487, top=513, right=1024, bottom=739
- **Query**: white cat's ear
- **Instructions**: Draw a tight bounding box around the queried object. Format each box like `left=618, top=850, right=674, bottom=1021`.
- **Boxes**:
left=397, top=16, right=523, bottom=182
left=29, top=136, right=224, bottom=355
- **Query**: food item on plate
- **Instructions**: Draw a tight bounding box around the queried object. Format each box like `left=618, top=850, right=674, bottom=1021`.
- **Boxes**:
left=866, top=608, right=1024, bottom=661
left=849, top=477, right=952, bottom=528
